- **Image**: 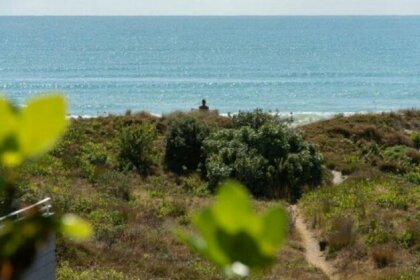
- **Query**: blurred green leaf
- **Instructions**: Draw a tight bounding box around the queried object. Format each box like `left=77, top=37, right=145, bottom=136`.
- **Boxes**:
left=60, top=214, right=93, bottom=241
left=179, top=181, right=288, bottom=277
left=18, top=95, right=68, bottom=158
left=0, top=98, right=16, bottom=143
left=260, top=207, right=288, bottom=254
left=1, top=151, right=23, bottom=168
left=192, top=208, right=229, bottom=265
left=0, top=94, right=67, bottom=167
left=213, top=181, right=261, bottom=235
left=0, top=94, right=91, bottom=280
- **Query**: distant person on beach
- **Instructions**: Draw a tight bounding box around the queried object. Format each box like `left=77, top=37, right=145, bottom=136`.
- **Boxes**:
left=199, top=99, right=209, bottom=111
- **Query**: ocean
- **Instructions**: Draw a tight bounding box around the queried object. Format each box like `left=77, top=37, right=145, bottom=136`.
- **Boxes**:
left=0, top=16, right=419, bottom=121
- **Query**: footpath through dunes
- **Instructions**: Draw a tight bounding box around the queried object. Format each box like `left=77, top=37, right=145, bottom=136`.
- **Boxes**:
left=290, top=170, right=346, bottom=280
left=290, top=205, right=338, bottom=280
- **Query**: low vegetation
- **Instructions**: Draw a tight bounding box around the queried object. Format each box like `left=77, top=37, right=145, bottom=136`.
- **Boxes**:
left=3, top=108, right=419, bottom=279
left=300, top=176, right=419, bottom=278
left=300, top=110, right=420, bottom=279
left=302, top=110, right=420, bottom=176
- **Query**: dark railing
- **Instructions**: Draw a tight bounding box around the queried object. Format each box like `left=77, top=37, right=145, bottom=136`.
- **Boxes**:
left=0, top=197, right=56, bottom=280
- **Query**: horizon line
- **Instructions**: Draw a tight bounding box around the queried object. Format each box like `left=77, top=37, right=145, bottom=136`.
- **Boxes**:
left=1, top=14, right=420, bottom=17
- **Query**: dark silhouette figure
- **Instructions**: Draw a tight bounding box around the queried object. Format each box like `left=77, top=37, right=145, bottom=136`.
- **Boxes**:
left=199, top=99, right=209, bottom=111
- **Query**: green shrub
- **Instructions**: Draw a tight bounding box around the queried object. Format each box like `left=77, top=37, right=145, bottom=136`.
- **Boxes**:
left=343, top=154, right=364, bottom=174
left=88, top=209, right=127, bottom=248
left=375, top=192, right=408, bottom=210
left=82, top=142, right=108, bottom=165
left=366, top=220, right=391, bottom=245
left=204, top=120, right=323, bottom=201
left=405, top=171, right=420, bottom=185
left=164, top=116, right=210, bottom=174
left=231, top=109, right=285, bottom=129
left=181, top=174, right=209, bottom=196
left=19, top=154, right=68, bottom=180
left=397, top=230, right=415, bottom=248
left=397, top=221, right=418, bottom=248
left=118, top=122, right=157, bottom=174
left=157, top=199, right=186, bottom=218
left=378, top=145, right=420, bottom=174
left=52, top=126, right=87, bottom=168
left=79, top=142, right=109, bottom=181
left=381, top=146, right=413, bottom=167
left=411, top=132, right=420, bottom=149
left=96, top=171, right=131, bottom=201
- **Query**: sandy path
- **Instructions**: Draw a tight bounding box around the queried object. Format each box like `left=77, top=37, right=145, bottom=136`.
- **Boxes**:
left=289, top=170, right=346, bottom=279
left=332, top=170, right=346, bottom=185
left=290, top=205, right=338, bottom=279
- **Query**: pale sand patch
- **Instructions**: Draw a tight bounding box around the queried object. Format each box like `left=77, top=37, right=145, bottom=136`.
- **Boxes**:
left=332, top=170, right=347, bottom=185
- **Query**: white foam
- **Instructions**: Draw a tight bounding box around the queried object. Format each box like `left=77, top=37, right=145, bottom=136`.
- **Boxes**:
left=67, top=114, right=96, bottom=119
left=220, top=111, right=360, bottom=126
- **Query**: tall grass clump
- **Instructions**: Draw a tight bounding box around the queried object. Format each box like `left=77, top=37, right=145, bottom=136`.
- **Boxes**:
left=371, top=245, right=395, bottom=268
left=411, top=132, right=420, bottom=150
left=118, top=122, right=157, bottom=175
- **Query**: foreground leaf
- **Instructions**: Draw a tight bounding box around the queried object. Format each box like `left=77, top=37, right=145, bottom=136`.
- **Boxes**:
left=18, top=95, right=68, bottom=158
left=179, top=181, right=288, bottom=277
left=0, top=94, right=67, bottom=167
left=60, top=214, right=93, bottom=241
left=0, top=98, right=15, bottom=143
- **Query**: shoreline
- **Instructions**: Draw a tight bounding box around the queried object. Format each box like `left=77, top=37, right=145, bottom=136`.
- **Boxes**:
left=67, top=108, right=418, bottom=126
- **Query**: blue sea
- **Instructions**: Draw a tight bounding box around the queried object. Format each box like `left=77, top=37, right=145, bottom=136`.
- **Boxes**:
left=0, top=16, right=419, bottom=120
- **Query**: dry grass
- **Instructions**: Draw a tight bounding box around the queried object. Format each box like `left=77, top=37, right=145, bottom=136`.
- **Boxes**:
left=301, top=110, right=420, bottom=175
left=371, top=245, right=395, bottom=269
left=326, top=216, right=354, bottom=252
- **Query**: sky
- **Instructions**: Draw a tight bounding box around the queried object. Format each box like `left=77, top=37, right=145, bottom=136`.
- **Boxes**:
left=1, top=0, right=420, bottom=16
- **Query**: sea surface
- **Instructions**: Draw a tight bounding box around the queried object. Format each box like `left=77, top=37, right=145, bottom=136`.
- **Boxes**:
left=0, top=16, right=419, bottom=121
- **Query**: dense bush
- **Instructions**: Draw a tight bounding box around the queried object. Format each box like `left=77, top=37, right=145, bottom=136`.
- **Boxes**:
left=231, top=109, right=285, bottom=129
left=118, top=122, right=157, bottom=174
left=79, top=142, right=109, bottom=181
left=204, top=121, right=323, bottom=201
left=164, top=116, right=210, bottom=173
left=52, top=126, right=87, bottom=168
